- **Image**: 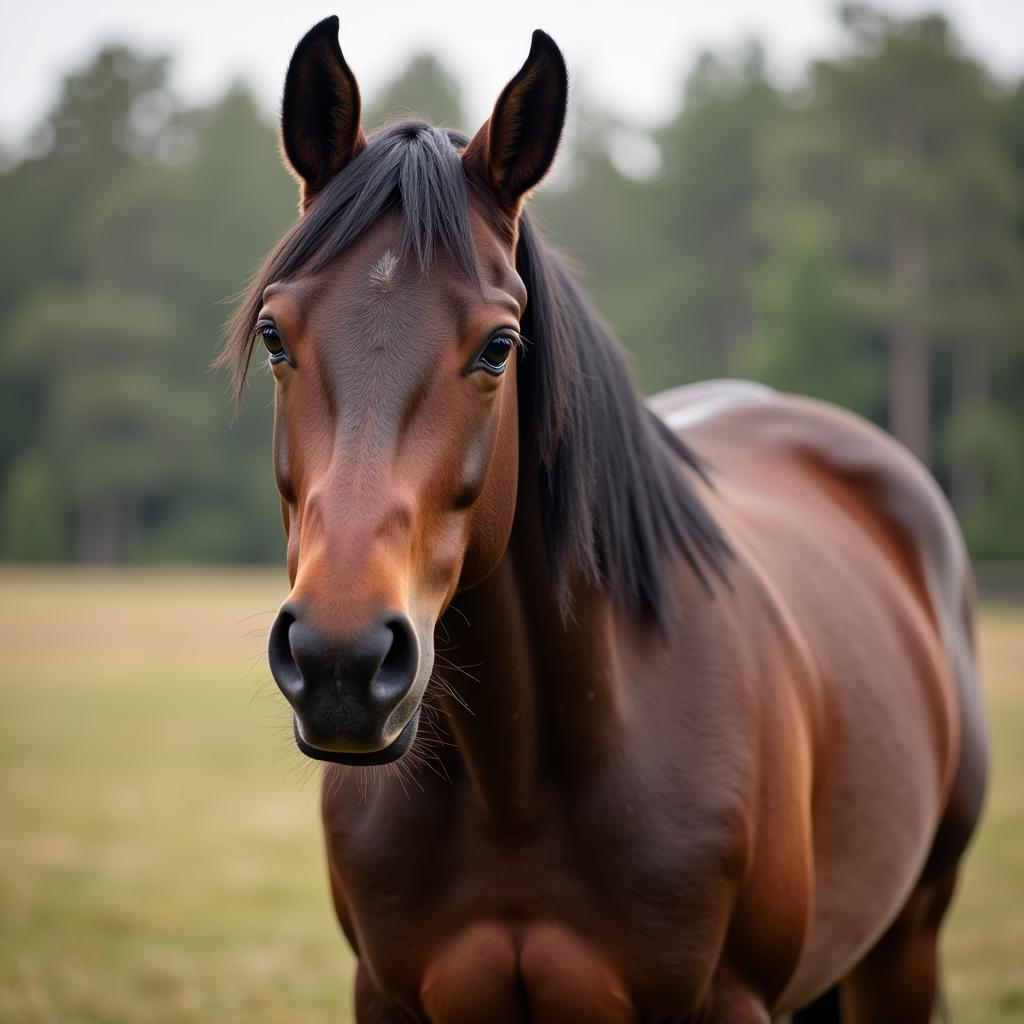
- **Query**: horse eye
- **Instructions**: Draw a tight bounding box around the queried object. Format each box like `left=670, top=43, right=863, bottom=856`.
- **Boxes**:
left=476, top=334, right=516, bottom=374
left=257, top=323, right=287, bottom=363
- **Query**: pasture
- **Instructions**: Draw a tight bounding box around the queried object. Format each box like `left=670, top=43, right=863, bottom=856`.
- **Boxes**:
left=0, top=568, right=1020, bottom=1022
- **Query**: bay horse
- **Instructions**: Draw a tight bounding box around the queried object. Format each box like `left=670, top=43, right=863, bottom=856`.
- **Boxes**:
left=222, top=17, right=988, bottom=1023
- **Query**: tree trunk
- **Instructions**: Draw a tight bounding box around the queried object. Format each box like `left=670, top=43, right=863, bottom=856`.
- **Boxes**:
left=75, top=495, right=139, bottom=562
left=76, top=501, right=119, bottom=563
left=887, top=109, right=930, bottom=464
left=888, top=215, right=930, bottom=462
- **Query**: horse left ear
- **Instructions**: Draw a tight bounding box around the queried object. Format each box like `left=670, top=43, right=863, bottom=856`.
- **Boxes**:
left=463, top=30, right=568, bottom=217
left=280, top=15, right=366, bottom=211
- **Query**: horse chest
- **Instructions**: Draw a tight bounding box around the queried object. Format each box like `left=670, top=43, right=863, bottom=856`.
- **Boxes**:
left=325, top=775, right=746, bottom=1022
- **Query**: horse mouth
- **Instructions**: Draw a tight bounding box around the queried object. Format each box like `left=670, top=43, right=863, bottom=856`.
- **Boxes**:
left=292, top=711, right=420, bottom=766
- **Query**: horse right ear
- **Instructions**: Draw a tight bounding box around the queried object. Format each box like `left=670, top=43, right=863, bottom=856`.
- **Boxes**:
left=463, top=30, right=568, bottom=220
left=280, top=16, right=366, bottom=211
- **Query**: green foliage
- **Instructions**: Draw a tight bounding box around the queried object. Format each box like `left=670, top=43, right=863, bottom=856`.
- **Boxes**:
left=1, top=5, right=1023, bottom=564
left=751, top=5, right=1024, bottom=520
left=0, top=49, right=290, bottom=563
left=537, top=44, right=783, bottom=390
left=745, top=218, right=884, bottom=417
left=0, top=453, right=68, bottom=560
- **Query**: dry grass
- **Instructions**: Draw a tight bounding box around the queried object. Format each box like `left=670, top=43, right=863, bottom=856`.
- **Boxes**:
left=0, top=568, right=1020, bottom=1022
left=0, top=568, right=349, bottom=1024
left=944, top=606, right=1024, bottom=1022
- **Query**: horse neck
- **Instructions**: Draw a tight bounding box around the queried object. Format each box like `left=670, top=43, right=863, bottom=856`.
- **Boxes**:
left=435, top=462, right=631, bottom=834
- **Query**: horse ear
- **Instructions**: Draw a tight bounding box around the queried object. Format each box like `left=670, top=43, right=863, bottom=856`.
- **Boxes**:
left=280, top=16, right=366, bottom=210
left=463, top=30, right=568, bottom=216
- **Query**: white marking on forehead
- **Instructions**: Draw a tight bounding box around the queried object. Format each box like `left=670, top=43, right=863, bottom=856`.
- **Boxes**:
left=369, top=249, right=400, bottom=293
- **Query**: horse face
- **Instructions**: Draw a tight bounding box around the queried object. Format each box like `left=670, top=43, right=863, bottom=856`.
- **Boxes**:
left=263, top=210, right=524, bottom=763
left=254, top=18, right=566, bottom=763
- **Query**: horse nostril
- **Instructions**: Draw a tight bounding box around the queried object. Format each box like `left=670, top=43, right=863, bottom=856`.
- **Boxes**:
left=371, top=613, right=419, bottom=705
left=268, top=606, right=303, bottom=701
left=269, top=605, right=420, bottom=725
left=268, top=606, right=422, bottom=754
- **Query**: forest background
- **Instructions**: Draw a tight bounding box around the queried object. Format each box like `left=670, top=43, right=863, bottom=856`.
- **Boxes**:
left=3, top=3, right=1022, bottom=569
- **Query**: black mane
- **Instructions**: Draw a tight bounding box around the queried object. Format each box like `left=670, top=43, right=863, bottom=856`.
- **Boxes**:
left=223, top=121, right=729, bottom=624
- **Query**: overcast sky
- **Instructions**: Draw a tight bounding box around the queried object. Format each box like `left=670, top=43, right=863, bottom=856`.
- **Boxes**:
left=6, top=0, right=1024, bottom=147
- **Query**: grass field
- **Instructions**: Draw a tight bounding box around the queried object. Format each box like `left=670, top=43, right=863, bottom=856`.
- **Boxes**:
left=0, top=568, right=1021, bottom=1022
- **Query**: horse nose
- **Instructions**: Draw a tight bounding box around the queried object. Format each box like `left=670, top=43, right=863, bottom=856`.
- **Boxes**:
left=268, top=604, right=420, bottom=753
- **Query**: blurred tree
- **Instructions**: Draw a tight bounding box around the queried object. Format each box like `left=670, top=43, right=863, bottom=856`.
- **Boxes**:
left=538, top=45, right=783, bottom=391
left=0, top=48, right=175, bottom=319
left=8, top=288, right=193, bottom=561
left=0, top=453, right=68, bottom=560
left=746, top=217, right=883, bottom=418
left=1, top=17, right=1023, bottom=565
left=650, top=46, right=782, bottom=381
left=759, top=4, right=1023, bottom=481
left=0, top=52, right=290, bottom=563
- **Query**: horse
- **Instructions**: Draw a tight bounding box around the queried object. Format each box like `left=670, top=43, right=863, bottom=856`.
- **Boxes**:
left=221, top=16, right=988, bottom=1023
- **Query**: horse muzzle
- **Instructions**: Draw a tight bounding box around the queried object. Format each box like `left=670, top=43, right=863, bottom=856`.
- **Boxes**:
left=268, top=604, right=425, bottom=764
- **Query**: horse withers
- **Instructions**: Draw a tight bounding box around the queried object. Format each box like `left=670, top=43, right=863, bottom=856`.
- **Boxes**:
left=221, top=17, right=988, bottom=1023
